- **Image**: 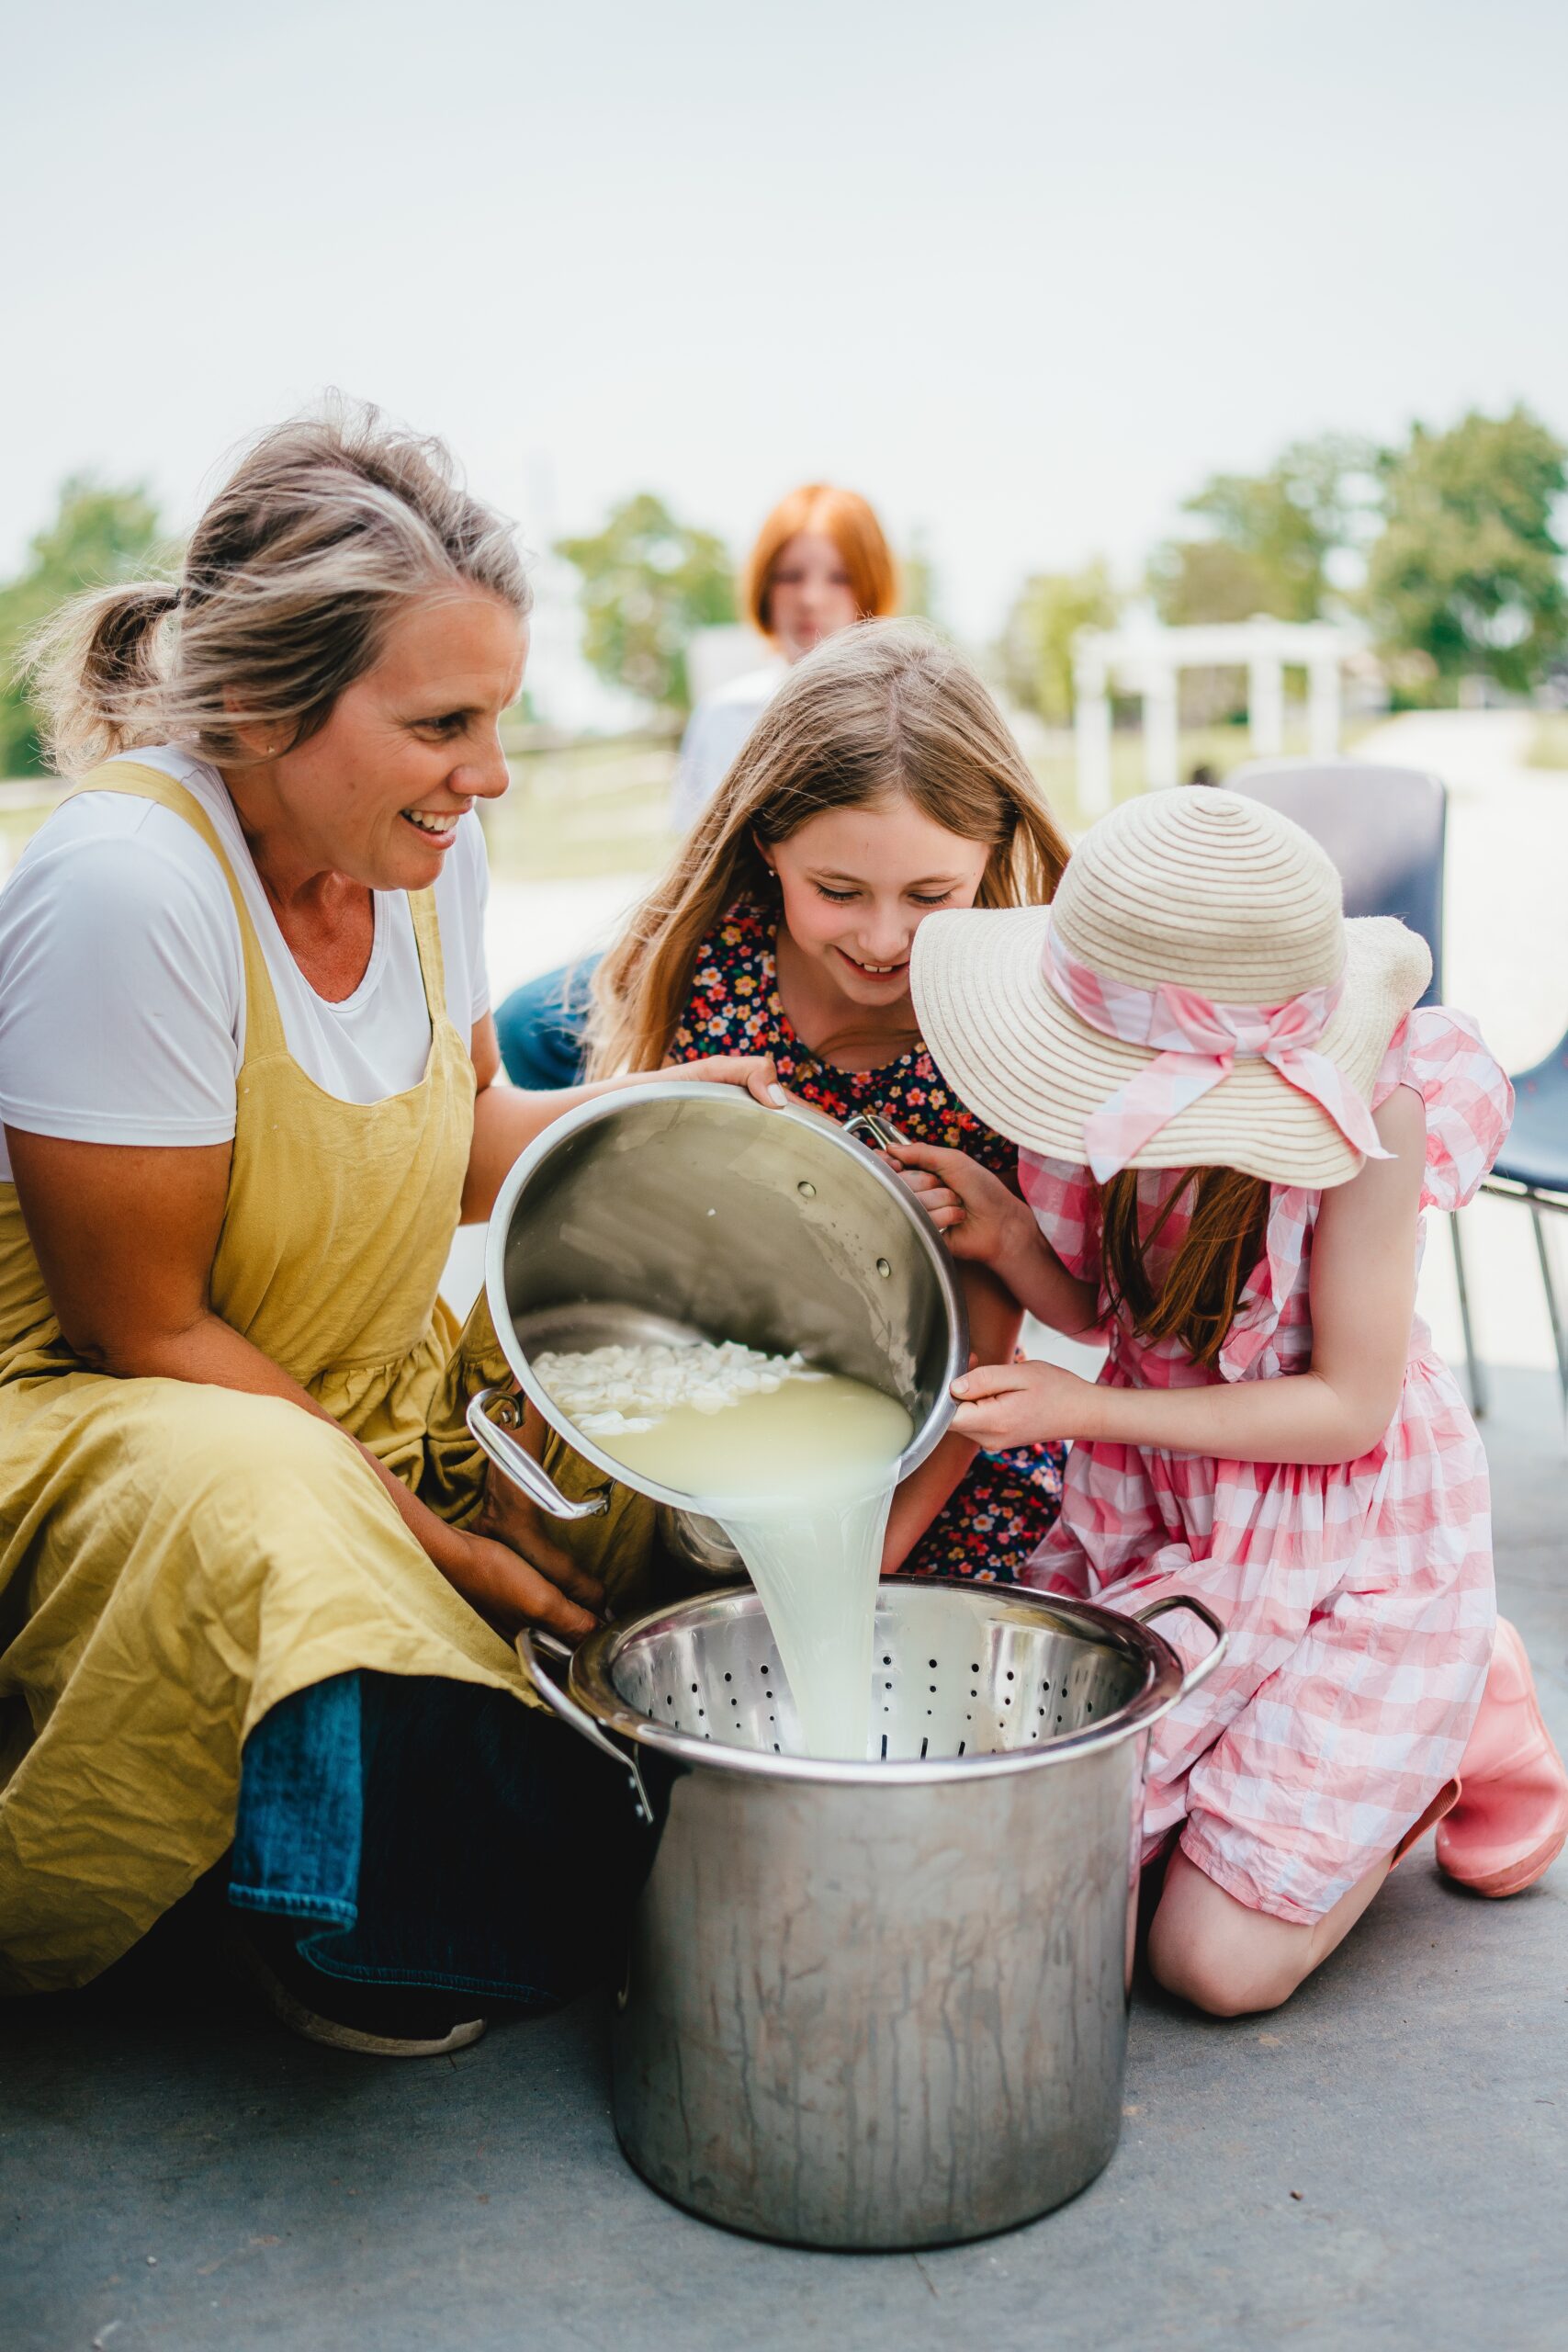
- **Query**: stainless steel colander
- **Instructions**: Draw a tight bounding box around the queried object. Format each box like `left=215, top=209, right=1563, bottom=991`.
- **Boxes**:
left=519, top=1577, right=1225, bottom=2249
left=569, top=1577, right=1159, bottom=1765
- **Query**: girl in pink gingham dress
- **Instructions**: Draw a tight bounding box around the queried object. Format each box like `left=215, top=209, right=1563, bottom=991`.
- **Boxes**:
left=894, top=786, right=1568, bottom=2017
left=1016, top=1008, right=1506, bottom=1926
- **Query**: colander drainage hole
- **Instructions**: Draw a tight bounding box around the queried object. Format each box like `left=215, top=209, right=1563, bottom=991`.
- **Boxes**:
left=723, top=1671, right=732, bottom=1682
left=929, top=1683, right=937, bottom=1693
left=929, top=1658, right=938, bottom=1668
left=1006, top=1668, right=1015, bottom=1680
left=970, top=1662, right=979, bottom=1673
left=883, top=1655, right=892, bottom=1666
left=880, top=1734, right=888, bottom=1758
left=957, top=1738, right=966, bottom=1755
left=884, top=1680, right=893, bottom=1690
left=919, top=1737, right=929, bottom=1758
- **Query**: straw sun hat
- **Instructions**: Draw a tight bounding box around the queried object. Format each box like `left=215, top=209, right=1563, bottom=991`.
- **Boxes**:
left=910, top=787, right=1431, bottom=1190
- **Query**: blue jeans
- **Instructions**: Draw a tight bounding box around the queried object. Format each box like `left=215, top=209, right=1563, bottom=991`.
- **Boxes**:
left=494, top=959, right=600, bottom=1090
left=230, top=1671, right=649, bottom=2003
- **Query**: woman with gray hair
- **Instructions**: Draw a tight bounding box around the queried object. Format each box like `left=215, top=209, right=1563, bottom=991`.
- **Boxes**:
left=0, top=404, right=770, bottom=2051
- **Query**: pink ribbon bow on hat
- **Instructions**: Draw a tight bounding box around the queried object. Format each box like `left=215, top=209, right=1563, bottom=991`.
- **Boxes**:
left=1042, top=927, right=1391, bottom=1182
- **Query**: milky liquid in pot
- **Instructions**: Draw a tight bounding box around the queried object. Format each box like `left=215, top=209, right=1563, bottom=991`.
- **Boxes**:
left=593, top=1375, right=913, bottom=1761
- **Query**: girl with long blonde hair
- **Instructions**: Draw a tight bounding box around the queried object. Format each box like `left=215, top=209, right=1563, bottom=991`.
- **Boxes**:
left=592, top=617, right=1074, bottom=1577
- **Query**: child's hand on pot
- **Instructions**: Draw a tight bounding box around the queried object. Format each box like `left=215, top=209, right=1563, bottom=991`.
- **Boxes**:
left=884, top=1137, right=1033, bottom=1268
left=950, top=1357, right=1091, bottom=1449
left=658, top=1053, right=801, bottom=1110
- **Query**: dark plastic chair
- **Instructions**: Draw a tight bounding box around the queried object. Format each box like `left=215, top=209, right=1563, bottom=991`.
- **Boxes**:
left=1225, top=759, right=1488, bottom=1410
left=1479, top=1033, right=1568, bottom=1410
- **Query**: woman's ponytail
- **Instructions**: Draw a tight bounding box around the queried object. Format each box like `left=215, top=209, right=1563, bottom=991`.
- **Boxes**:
left=18, top=395, right=529, bottom=778
left=24, top=578, right=180, bottom=775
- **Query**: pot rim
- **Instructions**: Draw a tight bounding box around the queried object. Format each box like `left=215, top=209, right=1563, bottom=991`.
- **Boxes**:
left=484, top=1080, right=969, bottom=1510
left=565, top=1576, right=1196, bottom=1785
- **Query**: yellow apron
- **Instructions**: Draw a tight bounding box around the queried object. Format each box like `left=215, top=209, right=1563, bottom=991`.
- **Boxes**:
left=0, top=763, right=641, bottom=1994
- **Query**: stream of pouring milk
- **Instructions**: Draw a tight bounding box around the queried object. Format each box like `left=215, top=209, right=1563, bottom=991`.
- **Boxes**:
left=535, top=1345, right=912, bottom=1759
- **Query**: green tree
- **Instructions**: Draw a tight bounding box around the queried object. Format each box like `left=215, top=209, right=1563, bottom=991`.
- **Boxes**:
left=1363, top=406, right=1568, bottom=697
left=999, top=560, right=1119, bottom=725
left=1150, top=434, right=1379, bottom=625
left=0, top=477, right=164, bottom=777
left=556, top=493, right=736, bottom=715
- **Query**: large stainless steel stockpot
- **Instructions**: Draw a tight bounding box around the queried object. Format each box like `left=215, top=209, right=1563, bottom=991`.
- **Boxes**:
left=467, top=1083, right=968, bottom=1570
left=520, top=1577, right=1226, bottom=2250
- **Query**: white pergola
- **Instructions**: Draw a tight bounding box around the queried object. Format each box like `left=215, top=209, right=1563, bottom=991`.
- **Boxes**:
left=1073, top=615, right=1361, bottom=815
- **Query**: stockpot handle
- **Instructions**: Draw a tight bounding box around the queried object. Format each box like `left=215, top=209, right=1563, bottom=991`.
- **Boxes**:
left=843, top=1110, right=912, bottom=1156
left=467, top=1385, right=611, bottom=1522
left=516, top=1625, right=653, bottom=1825
left=1131, top=1594, right=1229, bottom=1700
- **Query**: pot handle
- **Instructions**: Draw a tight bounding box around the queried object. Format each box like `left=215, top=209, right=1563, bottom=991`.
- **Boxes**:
left=467, top=1385, right=611, bottom=1521
left=516, top=1625, right=653, bottom=1825
left=844, top=1110, right=912, bottom=1155
left=1131, top=1593, right=1229, bottom=1700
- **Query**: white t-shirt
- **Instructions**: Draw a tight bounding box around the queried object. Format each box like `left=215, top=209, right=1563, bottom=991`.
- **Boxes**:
left=0, top=745, right=491, bottom=1180
left=670, top=663, right=786, bottom=831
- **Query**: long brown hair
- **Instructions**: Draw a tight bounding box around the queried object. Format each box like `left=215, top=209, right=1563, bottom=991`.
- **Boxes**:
left=1100, top=1165, right=1271, bottom=1369
left=589, top=619, right=1070, bottom=1077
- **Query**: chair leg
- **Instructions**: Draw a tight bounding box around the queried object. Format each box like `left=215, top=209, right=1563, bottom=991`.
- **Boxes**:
left=1450, top=1213, right=1487, bottom=1419
left=1529, top=1201, right=1568, bottom=1416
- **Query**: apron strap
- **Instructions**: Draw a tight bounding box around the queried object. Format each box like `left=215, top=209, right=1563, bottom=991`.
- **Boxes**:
left=68, top=763, right=288, bottom=1062
left=407, top=885, right=450, bottom=1030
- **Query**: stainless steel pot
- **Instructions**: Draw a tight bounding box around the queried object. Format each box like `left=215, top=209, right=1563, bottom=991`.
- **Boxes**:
left=520, top=1577, right=1226, bottom=2249
left=467, top=1084, right=968, bottom=1576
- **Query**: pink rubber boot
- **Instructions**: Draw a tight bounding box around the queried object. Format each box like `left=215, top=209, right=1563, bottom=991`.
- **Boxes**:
left=1436, top=1619, right=1568, bottom=1897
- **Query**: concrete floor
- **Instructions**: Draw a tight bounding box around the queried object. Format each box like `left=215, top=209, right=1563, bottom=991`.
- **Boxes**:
left=4, top=1362, right=1563, bottom=2352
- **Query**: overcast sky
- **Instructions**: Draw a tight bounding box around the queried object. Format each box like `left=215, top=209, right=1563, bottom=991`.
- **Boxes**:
left=5, top=0, right=1563, bottom=682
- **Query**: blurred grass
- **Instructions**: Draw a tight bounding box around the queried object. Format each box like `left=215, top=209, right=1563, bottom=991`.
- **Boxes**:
left=484, top=732, right=681, bottom=885
left=1528, top=713, right=1568, bottom=771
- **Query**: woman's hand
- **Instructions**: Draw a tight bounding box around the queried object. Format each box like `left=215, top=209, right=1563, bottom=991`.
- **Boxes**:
left=883, top=1136, right=1034, bottom=1267
left=949, top=1357, right=1094, bottom=1449
left=460, top=1398, right=608, bottom=1641
left=441, top=1522, right=604, bottom=1644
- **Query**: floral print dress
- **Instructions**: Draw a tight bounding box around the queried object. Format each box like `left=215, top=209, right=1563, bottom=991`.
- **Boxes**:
left=669, top=898, right=1065, bottom=1578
